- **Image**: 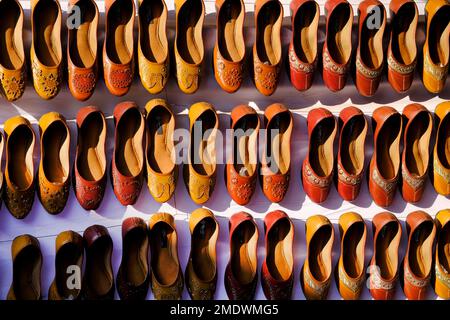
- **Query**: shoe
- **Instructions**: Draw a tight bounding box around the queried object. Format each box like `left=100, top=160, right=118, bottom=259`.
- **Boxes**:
left=145, top=99, right=177, bottom=203
left=67, top=0, right=99, bottom=101
left=322, top=0, right=353, bottom=91
left=103, top=0, right=135, bottom=96
left=260, top=104, right=293, bottom=203
left=224, top=212, right=259, bottom=300
left=37, top=112, right=70, bottom=214
left=422, top=0, right=450, bottom=93
left=301, top=215, right=334, bottom=300
left=302, top=108, right=337, bottom=203
left=3, top=116, right=36, bottom=219
left=149, top=213, right=184, bottom=300
left=261, top=210, right=294, bottom=300
left=226, top=105, right=260, bottom=205
left=336, top=212, right=367, bottom=300
left=434, top=209, right=450, bottom=299
left=7, top=234, right=42, bottom=300
left=288, top=0, right=319, bottom=91
left=138, top=0, right=169, bottom=94
left=183, top=102, right=218, bottom=204
left=82, top=225, right=115, bottom=300
left=433, top=101, right=450, bottom=196
left=401, top=104, right=432, bottom=203
left=387, top=0, right=418, bottom=93
left=185, top=208, right=219, bottom=300
left=368, top=212, right=401, bottom=300
left=253, top=0, right=283, bottom=96
left=48, top=231, right=84, bottom=300
left=117, top=217, right=150, bottom=300
left=213, top=0, right=245, bottom=93
left=336, top=107, right=367, bottom=201
left=355, top=0, right=386, bottom=96
left=111, top=102, right=145, bottom=206
left=368, top=107, right=402, bottom=207
left=403, top=210, right=436, bottom=300
left=0, top=0, right=25, bottom=101
left=30, top=0, right=62, bottom=100
left=174, top=0, right=205, bottom=94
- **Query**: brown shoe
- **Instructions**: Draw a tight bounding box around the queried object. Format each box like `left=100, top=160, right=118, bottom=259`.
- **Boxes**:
left=48, top=230, right=84, bottom=300
left=117, top=217, right=150, bottom=300
left=185, top=208, right=219, bottom=300
left=149, top=213, right=184, bottom=300
left=7, top=234, right=42, bottom=300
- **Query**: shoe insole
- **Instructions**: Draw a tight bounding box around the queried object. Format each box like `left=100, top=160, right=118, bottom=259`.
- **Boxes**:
left=438, top=223, right=450, bottom=272
left=106, top=0, right=133, bottom=64
left=34, top=0, right=60, bottom=67
left=376, top=115, right=401, bottom=179
left=267, top=219, right=293, bottom=281
left=43, top=122, right=68, bottom=183
left=55, top=243, right=82, bottom=299
left=309, top=225, right=332, bottom=281
left=116, top=109, right=142, bottom=177
left=405, top=113, right=432, bottom=176
left=340, top=116, right=366, bottom=175
left=266, top=113, right=291, bottom=174
left=191, top=110, right=216, bottom=176
left=309, top=117, right=335, bottom=177
left=69, top=0, right=96, bottom=68
left=139, top=0, right=166, bottom=63
left=343, top=222, right=365, bottom=278
left=177, top=0, right=203, bottom=64
left=328, top=3, right=352, bottom=64
left=78, top=113, right=105, bottom=181
left=151, top=224, right=178, bottom=285
left=123, top=228, right=148, bottom=285
left=376, top=222, right=399, bottom=280
left=0, top=1, right=22, bottom=69
left=234, top=114, right=258, bottom=177
left=391, top=3, right=416, bottom=65
left=437, top=115, right=450, bottom=169
left=192, top=218, right=217, bottom=282
left=256, top=1, right=281, bottom=65
left=14, top=246, right=41, bottom=300
left=429, top=6, right=450, bottom=65
left=408, top=221, right=434, bottom=278
left=147, top=107, right=174, bottom=174
left=86, top=237, right=113, bottom=296
left=231, top=221, right=257, bottom=284
left=8, top=126, right=33, bottom=190
left=218, top=0, right=244, bottom=62
left=293, top=2, right=318, bottom=63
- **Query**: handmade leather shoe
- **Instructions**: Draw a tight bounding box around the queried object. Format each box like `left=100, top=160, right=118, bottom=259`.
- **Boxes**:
left=48, top=231, right=84, bottom=300
left=0, top=0, right=25, bottom=101
left=185, top=208, right=219, bottom=300
left=368, top=212, right=401, bottom=300
left=302, top=108, right=337, bottom=203
left=138, top=0, right=169, bottom=94
left=226, top=105, right=260, bottom=205
left=336, top=107, right=367, bottom=201
left=387, top=0, right=418, bottom=93
left=145, top=99, right=177, bottom=203
left=4, top=116, right=36, bottom=219
left=368, top=107, right=402, bottom=207
left=103, top=0, right=135, bottom=96
left=402, top=210, right=436, bottom=300
left=253, top=0, right=283, bottom=96
left=111, top=102, right=145, bottom=206
left=37, top=112, right=70, bottom=214
left=433, top=101, right=450, bottom=196
left=355, top=0, right=386, bottom=97
left=74, top=107, right=107, bottom=210
left=184, top=102, right=218, bottom=204
left=322, top=0, right=353, bottom=92
left=301, top=215, right=334, bottom=300
left=214, top=0, right=245, bottom=93
left=117, top=217, right=150, bottom=300
left=67, top=0, right=99, bottom=101
left=225, top=212, right=259, bottom=300
left=261, top=210, right=294, bottom=300
left=401, top=104, right=432, bottom=203
left=174, top=0, right=205, bottom=94
left=422, top=0, right=450, bottom=93
left=30, top=0, right=62, bottom=100
left=434, top=209, right=450, bottom=299
left=7, top=234, right=42, bottom=300
left=82, top=224, right=114, bottom=300
left=149, top=213, right=184, bottom=300
left=289, top=0, right=319, bottom=91
left=336, top=212, right=367, bottom=300
left=260, top=104, right=293, bottom=203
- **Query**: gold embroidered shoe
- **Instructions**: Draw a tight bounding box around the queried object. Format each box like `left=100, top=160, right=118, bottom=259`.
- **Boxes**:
left=0, top=0, right=25, bottom=101
left=30, top=0, right=62, bottom=100
left=434, top=209, right=450, bottom=299
left=433, top=101, right=450, bottom=196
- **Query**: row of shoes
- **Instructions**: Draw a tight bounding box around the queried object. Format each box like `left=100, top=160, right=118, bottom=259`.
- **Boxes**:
left=6, top=209, right=450, bottom=300
left=1, top=0, right=449, bottom=102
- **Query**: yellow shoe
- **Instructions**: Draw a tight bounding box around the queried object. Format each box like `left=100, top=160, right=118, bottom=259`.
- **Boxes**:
left=435, top=209, right=450, bottom=299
